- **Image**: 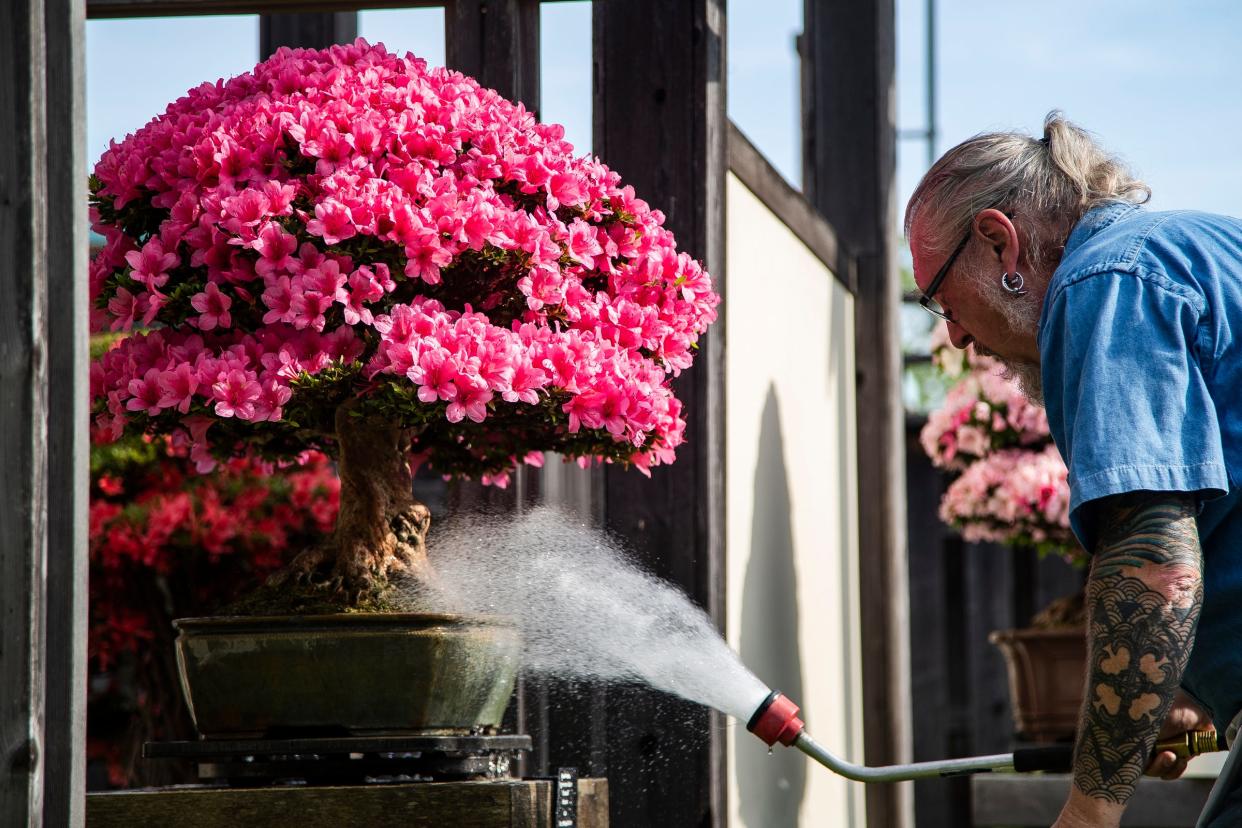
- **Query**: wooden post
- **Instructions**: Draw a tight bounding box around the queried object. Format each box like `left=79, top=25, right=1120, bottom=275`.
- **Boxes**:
left=260, top=10, right=357, bottom=58
left=593, top=0, right=727, bottom=824
left=446, top=0, right=540, bottom=113
left=43, top=0, right=90, bottom=825
left=802, top=1, right=912, bottom=827
left=88, top=0, right=442, bottom=16
left=442, top=0, right=543, bottom=778
left=0, top=0, right=50, bottom=824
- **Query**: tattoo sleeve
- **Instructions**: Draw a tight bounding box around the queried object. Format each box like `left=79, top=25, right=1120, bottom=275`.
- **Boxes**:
left=1072, top=491, right=1203, bottom=804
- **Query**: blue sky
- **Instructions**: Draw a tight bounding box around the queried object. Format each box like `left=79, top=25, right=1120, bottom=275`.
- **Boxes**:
left=85, top=4, right=592, bottom=172
left=86, top=2, right=1242, bottom=223
left=897, top=0, right=1242, bottom=219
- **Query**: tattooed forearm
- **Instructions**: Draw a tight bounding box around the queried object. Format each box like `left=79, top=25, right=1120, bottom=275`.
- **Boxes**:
left=1072, top=492, right=1203, bottom=805
left=1088, top=493, right=1203, bottom=576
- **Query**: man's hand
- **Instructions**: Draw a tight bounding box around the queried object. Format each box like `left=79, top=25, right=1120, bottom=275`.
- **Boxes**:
left=1052, top=691, right=1210, bottom=827
left=1146, top=689, right=1213, bottom=780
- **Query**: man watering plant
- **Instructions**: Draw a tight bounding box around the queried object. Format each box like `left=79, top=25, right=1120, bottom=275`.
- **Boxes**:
left=905, top=112, right=1242, bottom=828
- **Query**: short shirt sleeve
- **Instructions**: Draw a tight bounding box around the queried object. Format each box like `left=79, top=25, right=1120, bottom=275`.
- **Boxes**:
left=1039, top=270, right=1228, bottom=543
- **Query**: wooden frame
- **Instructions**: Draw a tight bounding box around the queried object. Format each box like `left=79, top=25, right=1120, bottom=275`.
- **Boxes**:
left=86, top=0, right=576, bottom=18
left=447, top=0, right=540, bottom=113
left=1, top=0, right=90, bottom=825
left=803, top=1, right=911, bottom=826
left=727, top=122, right=852, bottom=294
left=44, top=0, right=91, bottom=824
left=260, top=10, right=356, bottom=53
left=0, top=3, right=51, bottom=823
left=594, top=0, right=728, bottom=824
left=89, top=0, right=440, bottom=17
left=9, top=3, right=904, bottom=826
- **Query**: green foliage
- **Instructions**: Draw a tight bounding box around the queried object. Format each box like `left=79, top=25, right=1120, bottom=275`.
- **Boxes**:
left=90, top=432, right=163, bottom=478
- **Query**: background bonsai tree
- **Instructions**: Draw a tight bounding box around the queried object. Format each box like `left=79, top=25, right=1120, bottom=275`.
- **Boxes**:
left=89, top=424, right=338, bottom=785
left=919, top=324, right=1083, bottom=566
left=90, top=40, right=719, bottom=607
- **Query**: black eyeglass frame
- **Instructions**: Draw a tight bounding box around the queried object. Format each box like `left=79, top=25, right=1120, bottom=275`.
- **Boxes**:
left=918, top=228, right=972, bottom=321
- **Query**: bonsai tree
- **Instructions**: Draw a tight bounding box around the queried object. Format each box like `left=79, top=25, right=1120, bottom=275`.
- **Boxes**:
left=89, top=40, right=718, bottom=607
left=919, top=324, right=1082, bottom=565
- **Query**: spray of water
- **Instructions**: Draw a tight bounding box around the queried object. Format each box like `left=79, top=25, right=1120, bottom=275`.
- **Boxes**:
left=419, top=506, right=772, bottom=722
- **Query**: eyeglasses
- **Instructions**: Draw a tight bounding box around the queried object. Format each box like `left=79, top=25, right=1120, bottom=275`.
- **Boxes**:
left=918, top=228, right=972, bottom=321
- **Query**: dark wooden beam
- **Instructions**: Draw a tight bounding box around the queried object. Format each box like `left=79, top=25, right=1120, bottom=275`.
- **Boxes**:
left=0, top=0, right=50, bottom=823
left=87, top=0, right=440, bottom=18
left=446, top=0, right=540, bottom=113
left=594, top=0, right=727, bottom=825
left=87, top=0, right=572, bottom=20
left=727, top=120, right=853, bottom=293
left=803, top=1, right=912, bottom=827
left=260, top=9, right=356, bottom=56
left=43, top=0, right=91, bottom=824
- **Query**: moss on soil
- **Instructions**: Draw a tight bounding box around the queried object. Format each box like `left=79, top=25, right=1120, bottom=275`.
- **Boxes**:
left=217, top=576, right=418, bottom=617
left=1030, top=590, right=1086, bottom=630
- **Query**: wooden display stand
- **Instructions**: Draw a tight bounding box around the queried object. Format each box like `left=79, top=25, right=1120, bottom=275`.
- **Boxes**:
left=87, top=777, right=609, bottom=828
left=972, top=774, right=1210, bottom=827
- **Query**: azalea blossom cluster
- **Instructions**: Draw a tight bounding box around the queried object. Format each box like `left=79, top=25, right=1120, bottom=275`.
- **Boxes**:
left=919, top=327, right=1048, bottom=471
left=920, top=324, right=1078, bottom=559
left=938, top=445, right=1070, bottom=547
left=89, top=39, right=717, bottom=481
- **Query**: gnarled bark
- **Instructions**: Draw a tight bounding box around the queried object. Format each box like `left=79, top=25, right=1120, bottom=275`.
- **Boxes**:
left=269, top=401, right=431, bottom=604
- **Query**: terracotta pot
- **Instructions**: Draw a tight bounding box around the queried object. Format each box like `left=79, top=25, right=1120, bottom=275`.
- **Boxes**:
left=175, top=613, right=520, bottom=739
left=988, top=627, right=1086, bottom=743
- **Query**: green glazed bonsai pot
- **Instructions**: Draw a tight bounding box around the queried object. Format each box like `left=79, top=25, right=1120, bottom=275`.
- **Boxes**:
left=174, top=613, right=520, bottom=739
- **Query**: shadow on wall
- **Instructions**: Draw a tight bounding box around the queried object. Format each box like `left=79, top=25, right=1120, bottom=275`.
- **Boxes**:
left=738, top=384, right=807, bottom=827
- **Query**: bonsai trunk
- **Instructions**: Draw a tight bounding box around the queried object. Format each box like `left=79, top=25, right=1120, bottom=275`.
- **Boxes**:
left=269, top=401, right=432, bottom=605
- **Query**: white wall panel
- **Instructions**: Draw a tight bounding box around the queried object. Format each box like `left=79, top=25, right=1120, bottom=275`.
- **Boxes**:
left=725, top=172, right=863, bottom=828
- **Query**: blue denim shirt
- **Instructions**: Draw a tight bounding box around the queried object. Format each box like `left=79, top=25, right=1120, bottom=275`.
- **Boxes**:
left=1039, top=201, right=1242, bottom=728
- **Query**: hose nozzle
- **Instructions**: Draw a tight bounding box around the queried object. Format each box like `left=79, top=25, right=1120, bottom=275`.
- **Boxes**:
left=747, top=690, right=805, bottom=747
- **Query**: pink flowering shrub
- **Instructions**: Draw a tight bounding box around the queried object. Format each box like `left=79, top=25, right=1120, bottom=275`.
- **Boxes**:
left=87, top=434, right=338, bottom=786
left=919, top=327, right=1049, bottom=471
left=920, top=324, right=1080, bottom=561
left=938, top=445, right=1070, bottom=547
left=88, top=39, right=718, bottom=487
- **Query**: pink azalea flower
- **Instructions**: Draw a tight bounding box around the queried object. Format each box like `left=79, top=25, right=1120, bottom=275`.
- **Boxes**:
left=301, top=259, right=347, bottom=302
left=410, top=349, right=460, bottom=403
left=305, top=199, right=356, bottom=245
left=125, top=238, right=179, bottom=291
left=404, top=229, right=453, bottom=284
left=157, top=363, right=200, bottom=414
left=211, top=370, right=261, bottom=419
left=251, top=222, right=298, bottom=278
left=446, top=387, right=492, bottom=424
left=107, top=287, right=140, bottom=331
left=220, top=188, right=271, bottom=237
left=565, top=218, right=604, bottom=268
left=126, top=368, right=165, bottom=416
left=190, top=282, right=233, bottom=330
left=261, top=276, right=297, bottom=325
left=290, top=289, right=334, bottom=331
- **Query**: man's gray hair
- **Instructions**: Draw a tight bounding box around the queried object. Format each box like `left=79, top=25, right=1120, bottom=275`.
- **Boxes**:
left=904, top=112, right=1150, bottom=270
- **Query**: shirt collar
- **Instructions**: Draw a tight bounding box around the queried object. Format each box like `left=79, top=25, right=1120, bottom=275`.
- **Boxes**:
left=1061, top=201, right=1142, bottom=260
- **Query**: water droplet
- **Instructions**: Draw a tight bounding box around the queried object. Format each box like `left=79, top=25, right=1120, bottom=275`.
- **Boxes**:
left=768, top=747, right=774, bottom=756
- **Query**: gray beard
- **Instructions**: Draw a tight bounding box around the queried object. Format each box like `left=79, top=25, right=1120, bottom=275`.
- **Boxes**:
left=998, top=359, right=1044, bottom=405
left=974, top=342, right=1044, bottom=405
left=986, top=288, right=1045, bottom=404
